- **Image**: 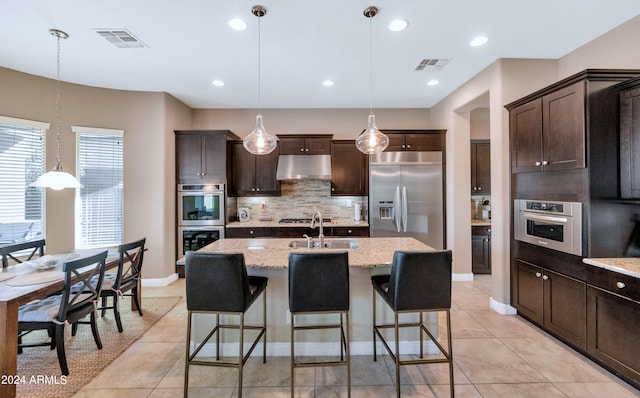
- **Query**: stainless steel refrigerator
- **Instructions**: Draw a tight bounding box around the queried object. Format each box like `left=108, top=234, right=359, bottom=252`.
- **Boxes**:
left=369, top=151, right=444, bottom=250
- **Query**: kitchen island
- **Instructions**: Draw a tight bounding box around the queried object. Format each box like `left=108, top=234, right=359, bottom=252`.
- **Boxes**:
left=179, top=237, right=442, bottom=356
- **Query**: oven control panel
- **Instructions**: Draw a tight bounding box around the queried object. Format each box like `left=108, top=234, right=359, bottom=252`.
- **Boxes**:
left=526, top=201, right=564, bottom=213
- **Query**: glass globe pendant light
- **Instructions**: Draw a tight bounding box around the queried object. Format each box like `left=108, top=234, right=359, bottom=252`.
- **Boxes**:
left=30, top=29, right=82, bottom=190
left=356, top=6, right=389, bottom=155
left=243, top=5, right=278, bottom=155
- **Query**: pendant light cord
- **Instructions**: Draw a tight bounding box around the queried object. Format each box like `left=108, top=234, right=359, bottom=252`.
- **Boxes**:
left=55, top=33, right=62, bottom=166
left=369, top=14, right=373, bottom=115
left=257, top=14, right=262, bottom=112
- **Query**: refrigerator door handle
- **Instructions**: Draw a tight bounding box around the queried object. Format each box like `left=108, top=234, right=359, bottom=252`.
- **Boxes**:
left=394, top=186, right=402, bottom=232
left=402, top=186, right=408, bottom=232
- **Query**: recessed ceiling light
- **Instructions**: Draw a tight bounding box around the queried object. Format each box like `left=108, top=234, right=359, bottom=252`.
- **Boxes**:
left=322, top=80, right=334, bottom=87
left=427, top=79, right=440, bottom=86
left=228, top=18, right=247, bottom=31
left=388, top=19, right=408, bottom=32
left=212, top=80, right=225, bottom=87
left=470, top=36, right=488, bottom=47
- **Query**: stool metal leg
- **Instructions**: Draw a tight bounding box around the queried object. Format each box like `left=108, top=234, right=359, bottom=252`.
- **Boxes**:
left=346, top=311, right=351, bottom=398
left=372, top=288, right=377, bottom=361
left=447, top=309, right=454, bottom=397
left=419, top=312, right=424, bottom=358
left=183, top=311, right=192, bottom=398
left=238, top=313, right=244, bottom=398
left=290, top=311, right=295, bottom=398
left=263, top=289, right=267, bottom=363
left=215, top=313, right=220, bottom=360
left=394, top=312, right=401, bottom=398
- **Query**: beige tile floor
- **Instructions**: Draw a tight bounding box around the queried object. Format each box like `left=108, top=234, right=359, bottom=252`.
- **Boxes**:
left=72, top=276, right=640, bottom=398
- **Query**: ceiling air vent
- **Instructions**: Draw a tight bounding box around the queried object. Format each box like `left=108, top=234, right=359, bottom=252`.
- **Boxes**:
left=95, top=29, right=147, bottom=48
left=414, top=58, right=449, bottom=71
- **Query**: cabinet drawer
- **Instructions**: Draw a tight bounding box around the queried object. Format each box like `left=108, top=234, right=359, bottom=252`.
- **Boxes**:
left=225, top=227, right=277, bottom=238
left=471, top=225, right=491, bottom=236
left=331, top=227, right=369, bottom=237
left=586, top=265, right=640, bottom=302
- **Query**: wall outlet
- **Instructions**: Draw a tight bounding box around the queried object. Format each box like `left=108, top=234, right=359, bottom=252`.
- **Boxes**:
left=286, top=310, right=291, bottom=324
left=347, top=200, right=352, bottom=207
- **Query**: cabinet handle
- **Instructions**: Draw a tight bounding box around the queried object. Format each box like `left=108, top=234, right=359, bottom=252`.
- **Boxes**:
left=300, top=148, right=304, bottom=152
left=542, top=275, right=549, bottom=281
left=348, top=229, right=352, bottom=234
left=478, top=187, right=482, bottom=191
left=487, top=228, right=491, bottom=233
left=535, top=272, right=542, bottom=278
left=402, top=144, right=406, bottom=148
left=535, top=161, right=541, bottom=166
left=251, top=188, right=256, bottom=192
left=542, top=160, right=549, bottom=166
left=473, top=187, right=477, bottom=191
left=250, top=230, right=254, bottom=235
left=331, top=187, right=335, bottom=191
left=406, top=144, right=411, bottom=149
left=256, top=187, right=260, bottom=191
left=617, top=281, right=626, bottom=289
left=305, top=148, right=309, bottom=152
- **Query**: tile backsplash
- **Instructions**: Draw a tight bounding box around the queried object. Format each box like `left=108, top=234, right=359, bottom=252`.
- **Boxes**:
left=234, top=180, right=367, bottom=222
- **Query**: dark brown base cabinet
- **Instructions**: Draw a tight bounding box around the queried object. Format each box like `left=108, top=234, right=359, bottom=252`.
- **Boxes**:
left=587, top=286, right=640, bottom=387
left=513, top=259, right=586, bottom=350
left=471, top=226, right=491, bottom=274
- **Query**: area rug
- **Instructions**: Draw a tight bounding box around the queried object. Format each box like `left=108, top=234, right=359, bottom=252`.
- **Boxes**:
left=16, top=296, right=182, bottom=398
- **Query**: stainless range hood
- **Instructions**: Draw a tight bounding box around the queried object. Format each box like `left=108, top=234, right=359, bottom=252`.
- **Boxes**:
left=276, top=154, right=332, bottom=180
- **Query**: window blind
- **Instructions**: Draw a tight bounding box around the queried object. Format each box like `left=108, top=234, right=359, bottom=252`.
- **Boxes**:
left=0, top=120, right=46, bottom=244
left=75, top=130, right=123, bottom=248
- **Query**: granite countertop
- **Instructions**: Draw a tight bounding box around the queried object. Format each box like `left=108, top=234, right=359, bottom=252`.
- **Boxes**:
left=176, top=237, right=432, bottom=268
left=583, top=257, right=640, bottom=279
left=471, top=218, right=491, bottom=226
left=227, top=219, right=369, bottom=228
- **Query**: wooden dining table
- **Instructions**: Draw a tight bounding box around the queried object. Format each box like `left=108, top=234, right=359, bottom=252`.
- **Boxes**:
left=0, top=249, right=120, bottom=398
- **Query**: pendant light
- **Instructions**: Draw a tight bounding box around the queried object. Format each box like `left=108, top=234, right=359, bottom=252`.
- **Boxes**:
left=243, top=5, right=278, bottom=155
left=356, top=6, right=389, bottom=155
left=31, top=29, right=82, bottom=190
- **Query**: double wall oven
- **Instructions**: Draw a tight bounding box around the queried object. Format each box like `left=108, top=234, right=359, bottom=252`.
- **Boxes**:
left=177, top=184, right=225, bottom=257
left=514, top=199, right=583, bottom=256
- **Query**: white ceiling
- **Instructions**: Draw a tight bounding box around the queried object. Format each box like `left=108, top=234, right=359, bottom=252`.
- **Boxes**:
left=1, top=1, right=639, bottom=109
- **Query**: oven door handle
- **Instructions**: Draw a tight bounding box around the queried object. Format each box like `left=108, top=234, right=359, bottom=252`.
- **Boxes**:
left=523, top=213, right=569, bottom=224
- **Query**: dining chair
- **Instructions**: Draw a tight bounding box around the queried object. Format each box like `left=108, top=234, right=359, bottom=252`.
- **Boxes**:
left=17, top=250, right=108, bottom=376
left=184, top=252, right=268, bottom=398
left=371, top=250, right=454, bottom=398
left=288, top=251, right=351, bottom=397
left=0, top=239, right=46, bottom=268
left=97, top=238, right=146, bottom=332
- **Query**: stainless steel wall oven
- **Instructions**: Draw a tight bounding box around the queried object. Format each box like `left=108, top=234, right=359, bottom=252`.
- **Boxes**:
left=177, top=184, right=225, bottom=257
left=514, top=199, right=582, bottom=256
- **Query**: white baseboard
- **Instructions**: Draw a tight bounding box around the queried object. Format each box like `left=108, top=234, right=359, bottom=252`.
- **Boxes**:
left=489, top=297, right=517, bottom=315
left=189, top=340, right=440, bottom=357
left=141, top=273, right=179, bottom=287
left=452, top=273, right=474, bottom=282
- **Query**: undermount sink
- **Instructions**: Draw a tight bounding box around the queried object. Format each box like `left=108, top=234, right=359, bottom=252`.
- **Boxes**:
left=288, top=239, right=360, bottom=249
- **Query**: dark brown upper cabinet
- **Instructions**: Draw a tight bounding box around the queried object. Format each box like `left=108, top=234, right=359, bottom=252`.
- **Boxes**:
left=382, top=130, right=446, bottom=152
left=619, top=79, right=640, bottom=198
left=277, top=135, right=332, bottom=155
left=330, top=140, right=368, bottom=196
left=229, top=141, right=280, bottom=197
left=471, top=140, right=490, bottom=195
left=175, top=130, right=238, bottom=183
left=509, top=82, right=585, bottom=173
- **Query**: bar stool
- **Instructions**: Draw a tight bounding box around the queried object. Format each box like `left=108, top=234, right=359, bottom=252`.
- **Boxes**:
left=184, top=252, right=267, bottom=398
left=288, top=251, right=350, bottom=397
left=371, top=250, right=454, bottom=398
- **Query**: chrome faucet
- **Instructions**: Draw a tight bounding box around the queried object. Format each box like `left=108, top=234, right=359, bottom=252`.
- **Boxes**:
left=310, top=211, right=324, bottom=248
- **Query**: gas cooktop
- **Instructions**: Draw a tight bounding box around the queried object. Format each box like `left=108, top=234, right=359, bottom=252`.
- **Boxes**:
left=278, top=218, right=332, bottom=224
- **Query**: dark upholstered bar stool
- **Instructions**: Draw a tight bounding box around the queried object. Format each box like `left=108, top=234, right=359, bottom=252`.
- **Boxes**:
left=372, top=250, right=454, bottom=398
left=183, top=252, right=267, bottom=398
left=288, top=251, right=351, bottom=397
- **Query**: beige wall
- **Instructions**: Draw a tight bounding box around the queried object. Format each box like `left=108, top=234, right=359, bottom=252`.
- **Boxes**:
left=0, top=67, right=190, bottom=279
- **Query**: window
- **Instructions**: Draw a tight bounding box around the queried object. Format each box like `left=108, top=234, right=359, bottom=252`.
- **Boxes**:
left=74, top=126, right=124, bottom=248
left=0, top=116, right=48, bottom=245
